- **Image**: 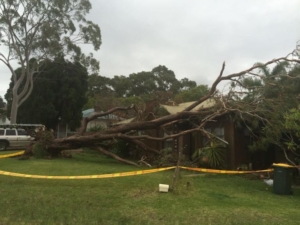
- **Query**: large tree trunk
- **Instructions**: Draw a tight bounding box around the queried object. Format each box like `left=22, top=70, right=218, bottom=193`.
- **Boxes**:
left=10, top=93, right=18, bottom=124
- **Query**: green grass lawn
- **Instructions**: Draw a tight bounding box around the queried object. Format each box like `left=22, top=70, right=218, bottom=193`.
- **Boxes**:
left=0, top=150, right=299, bottom=225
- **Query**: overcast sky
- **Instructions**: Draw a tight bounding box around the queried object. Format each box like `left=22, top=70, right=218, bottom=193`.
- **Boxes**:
left=1, top=0, right=300, bottom=99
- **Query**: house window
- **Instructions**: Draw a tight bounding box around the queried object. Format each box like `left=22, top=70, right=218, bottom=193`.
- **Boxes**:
left=163, top=132, right=173, bottom=149
left=214, top=127, right=225, bottom=139
left=202, top=127, right=225, bottom=146
left=164, top=138, right=173, bottom=149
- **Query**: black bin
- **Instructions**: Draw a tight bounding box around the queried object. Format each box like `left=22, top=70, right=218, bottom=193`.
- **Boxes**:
left=272, top=163, right=294, bottom=195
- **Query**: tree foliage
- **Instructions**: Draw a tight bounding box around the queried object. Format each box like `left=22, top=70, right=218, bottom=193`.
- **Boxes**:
left=284, top=105, right=300, bottom=163
left=174, top=85, right=209, bottom=103
left=0, top=96, right=5, bottom=116
left=85, top=65, right=198, bottom=116
left=232, top=61, right=300, bottom=164
left=5, top=59, right=88, bottom=129
left=83, top=65, right=199, bottom=121
left=0, top=96, right=5, bottom=109
left=87, top=65, right=197, bottom=98
left=0, top=0, right=101, bottom=123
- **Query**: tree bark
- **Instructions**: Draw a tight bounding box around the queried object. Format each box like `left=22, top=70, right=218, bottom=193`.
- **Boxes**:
left=10, top=94, right=18, bottom=124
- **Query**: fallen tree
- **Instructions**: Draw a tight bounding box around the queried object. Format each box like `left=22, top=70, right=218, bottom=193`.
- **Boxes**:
left=24, top=51, right=300, bottom=166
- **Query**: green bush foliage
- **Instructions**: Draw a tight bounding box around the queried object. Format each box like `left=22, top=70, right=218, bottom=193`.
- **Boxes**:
left=33, top=130, right=55, bottom=158
left=32, top=143, right=48, bottom=159
left=87, top=125, right=105, bottom=132
left=192, top=140, right=226, bottom=169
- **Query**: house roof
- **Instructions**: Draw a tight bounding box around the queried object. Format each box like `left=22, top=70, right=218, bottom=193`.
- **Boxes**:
left=160, top=99, right=216, bottom=115
left=82, top=108, right=124, bottom=120
left=112, top=117, right=136, bottom=126
left=111, top=99, right=217, bottom=126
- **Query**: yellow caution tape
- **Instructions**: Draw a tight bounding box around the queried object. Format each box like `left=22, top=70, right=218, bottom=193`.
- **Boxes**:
left=0, top=166, right=274, bottom=179
left=180, top=166, right=273, bottom=174
left=0, top=166, right=176, bottom=179
left=272, top=163, right=297, bottom=168
left=0, top=152, right=276, bottom=179
left=0, top=151, right=24, bottom=159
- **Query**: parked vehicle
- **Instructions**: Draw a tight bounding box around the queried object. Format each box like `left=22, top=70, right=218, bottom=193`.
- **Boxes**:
left=0, top=124, right=44, bottom=151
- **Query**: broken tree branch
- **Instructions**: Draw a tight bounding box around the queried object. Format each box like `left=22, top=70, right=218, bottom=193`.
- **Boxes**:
left=78, top=104, right=136, bottom=134
left=92, top=146, right=139, bottom=166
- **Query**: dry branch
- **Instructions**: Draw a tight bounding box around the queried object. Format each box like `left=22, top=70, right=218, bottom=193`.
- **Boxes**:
left=138, top=156, right=152, bottom=167
left=92, top=146, right=139, bottom=166
left=78, top=104, right=136, bottom=134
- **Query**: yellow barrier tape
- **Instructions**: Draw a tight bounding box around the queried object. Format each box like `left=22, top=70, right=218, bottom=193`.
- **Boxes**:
left=0, top=165, right=273, bottom=179
left=0, top=152, right=275, bottom=179
left=0, top=166, right=176, bottom=179
left=0, top=151, right=24, bottom=159
left=272, top=163, right=297, bottom=168
left=180, top=166, right=273, bottom=174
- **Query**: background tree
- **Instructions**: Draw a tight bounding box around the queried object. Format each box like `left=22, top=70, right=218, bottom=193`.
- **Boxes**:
left=0, top=96, right=5, bottom=116
left=230, top=61, right=300, bottom=165
left=86, top=74, right=113, bottom=98
left=179, top=78, right=197, bottom=90
left=174, top=85, right=209, bottom=103
left=151, top=65, right=181, bottom=94
left=0, top=0, right=101, bottom=123
left=108, top=65, right=197, bottom=98
left=5, top=59, right=88, bottom=130
left=0, top=96, right=5, bottom=109
left=109, top=75, right=131, bottom=97
left=85, top=65, right=199, bottom=116
left=284, top=105, right=300, bottom=165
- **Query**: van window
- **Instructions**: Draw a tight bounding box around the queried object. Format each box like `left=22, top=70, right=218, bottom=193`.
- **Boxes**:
left=17, top=129, right=27, bottom=136
left=6, top=129, right=16, bottom=136
left=0, top=130, right=4, bottom=135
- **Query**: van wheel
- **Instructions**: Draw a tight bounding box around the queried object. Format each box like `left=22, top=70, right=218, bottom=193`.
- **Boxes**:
left=0, top=142, right=7, bottom=151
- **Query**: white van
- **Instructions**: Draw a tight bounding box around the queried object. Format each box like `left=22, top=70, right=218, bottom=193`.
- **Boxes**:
left=0, top=124, right=44, bottom=150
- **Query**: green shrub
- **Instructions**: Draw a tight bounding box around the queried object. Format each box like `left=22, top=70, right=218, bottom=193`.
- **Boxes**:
left=192, top=140, right=226, bottom=169
left=32, top=142, right=48, bottom=158
left=154, top=147, right=176, bottom=166
left=110, top=139, right=131, bottom=158
left=33, top=130, right=54, bottom=158
left=87, top=125, right=105, bottom=132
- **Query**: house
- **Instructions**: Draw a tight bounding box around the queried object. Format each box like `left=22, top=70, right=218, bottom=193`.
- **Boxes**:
left=159, top=100, right=277, bottom=170
left=86, top=100, right=279, bottom=170
left=0, top=115, right=9, bottom=125
left=0, top=108, right=9, bottom=125
left=82, top=108, right=124, bottom=130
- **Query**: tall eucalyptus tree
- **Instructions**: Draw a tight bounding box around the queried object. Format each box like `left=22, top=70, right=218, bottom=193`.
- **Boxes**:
left=0, top=0, right=101, bottom=123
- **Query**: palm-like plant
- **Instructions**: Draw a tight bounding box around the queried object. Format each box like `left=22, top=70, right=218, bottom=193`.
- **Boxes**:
left=192, top=140, right=226, bottom=169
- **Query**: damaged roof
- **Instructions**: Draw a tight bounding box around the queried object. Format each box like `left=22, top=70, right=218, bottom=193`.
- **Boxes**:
left=160, top=99, right=216, bottom=114
left=82, top=108, right=124, bottom=120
